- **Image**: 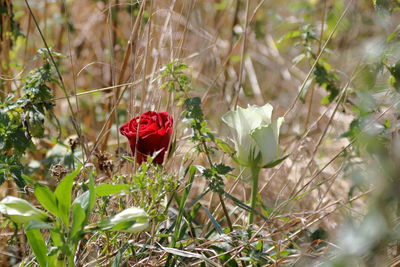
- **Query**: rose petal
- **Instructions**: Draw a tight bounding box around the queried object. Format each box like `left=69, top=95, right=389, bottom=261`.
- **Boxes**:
left=250, top=117, right=283, bottom=167
left=120, top=111, right=173, bottom=164
left=137, top=132, right=169, bottom=161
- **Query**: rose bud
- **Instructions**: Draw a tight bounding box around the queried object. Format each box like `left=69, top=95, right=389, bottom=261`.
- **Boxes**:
left=97, top=207, right=149, bottom=233
left=120, top=111, right=173, bottom=165
left=222, top=103, right=283, bottom=168
left=0, top=196, right=49, bottom=224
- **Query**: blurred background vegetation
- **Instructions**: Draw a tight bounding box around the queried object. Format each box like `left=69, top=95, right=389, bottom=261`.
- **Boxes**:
left=2, top=0, right=400, bottom=266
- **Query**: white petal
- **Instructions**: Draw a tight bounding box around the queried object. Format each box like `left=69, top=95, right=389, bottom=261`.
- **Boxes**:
left=221, top=103, right=273, bottom=141
left=250, top=117, right=284, bottom=167
left=110, top=207, right=148, bottom=224
left=125, top=221, right=149, bottom=233
left=222, top=104, right=278, bottom=167
left=0, top=196, right=48, bottom=224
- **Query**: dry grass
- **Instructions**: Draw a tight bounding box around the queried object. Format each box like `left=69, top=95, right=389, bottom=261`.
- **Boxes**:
left=1, top=0, right=400, bottom=266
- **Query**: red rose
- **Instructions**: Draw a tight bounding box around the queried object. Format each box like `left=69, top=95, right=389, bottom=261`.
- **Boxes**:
left=120, top=111, right=173, bottom=165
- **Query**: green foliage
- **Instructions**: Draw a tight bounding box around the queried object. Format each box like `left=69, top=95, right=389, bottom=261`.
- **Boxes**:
left=183, top=96, right=235, bottom=193
left=0, top=154, right=24, bottom=188
left=279, top=24, right=318, bottom=56
left=159, top=60, right=191, bottom=105
left=279, top=20, right=342, bottom=104
left=160, top=60, right=190, bottom=92
left=203, top=163, right=233, bottom=193
left=0, top=49, right=61, bottom=188
left=336, top=15, right=400, bottom=265
left=183, top=97, right=214, bottom=151
left=0, top=0, right=22, bottom=49
left=6, top=2, right=400, bottom=266
left=313, top=63, right=340, bottom=104
left=388, top=60, right=400, bottom=91
left=130, top=160, right=177, bottom=220
left=373, top=0, right=400, bottom=12
left=5, top=166, right=148, bottom=266
left=0, top=166, right=88, bottom=266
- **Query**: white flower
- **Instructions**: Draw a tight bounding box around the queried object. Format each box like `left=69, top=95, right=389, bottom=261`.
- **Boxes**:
left=99, top=207, right=149, bottom=233
left=0, top=196, right=49, bottom=224
left=222, top=103, right=283, bottom=168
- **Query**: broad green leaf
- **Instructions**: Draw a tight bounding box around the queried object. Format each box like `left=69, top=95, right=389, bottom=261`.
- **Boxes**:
left=25, top=228, right=48, bottom=267
left=34, top=184, right=59, bottom=217
left=55, top=165, right=81, bottom=227
left=70, top=204, right=86, bottom=242
left=73, top=191, right=90, bottom=211
left=25, top=220, right=54, bottom=230
left=50, top=229, right=63, bottom=247
left=71, top=174, right=97, bottom=243
left=95, top=183, right=130, bottom=197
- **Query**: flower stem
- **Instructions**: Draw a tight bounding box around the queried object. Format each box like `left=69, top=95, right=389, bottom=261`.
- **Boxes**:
left=248, top=166, right=260, bottom=228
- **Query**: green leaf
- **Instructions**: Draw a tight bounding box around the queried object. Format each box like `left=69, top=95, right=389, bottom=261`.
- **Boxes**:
left=262, top=155, right=289, bottom=169
left=214, top=163, right=233, bottom=175
left=9, top=164, right=25, bottom=189
left=50, top=230, right=63, bottom=247
left=70, top=203, right=86, bottom=242
left=313, top=64, right=339, bottom=104
left=223, top=192, right=268, bottom=221
left=278, top=30, right=301, bottom=43
left=215, top=138, right=235, bottom=155
left=88, top=172, right=96, bottom=214
left=54, top=165, right=81, bottom=227
left=111, top=242, right=130, bottom=267
left=71, top=177, right=96, bottom=243
left=34, top=184, right=59, bottom=217
left=184, top=97, right=203, bottom=121
left=25, top=228, right=48, bottom=267
left=172, top=165, right=196, bottom=246
left=95, top=183, right=130, bottom=197
left=188, top=187, right=210, bottom=209
left=292, top=53, right=306, bottom=65
left=203, top=207, right=223, bottom=235
left=256, top=240, right=263, bottom=251
left=100, top=220, right=137, bottom=231
left=73, top=191, right=90, bottom=211
left=25, top=220, right=54, bottom=230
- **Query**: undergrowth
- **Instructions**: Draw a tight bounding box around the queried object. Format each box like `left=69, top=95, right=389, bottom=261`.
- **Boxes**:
left=1, top=0, right=400, bottom=266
